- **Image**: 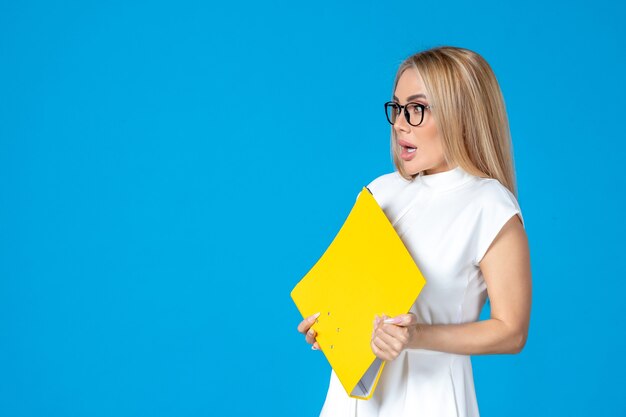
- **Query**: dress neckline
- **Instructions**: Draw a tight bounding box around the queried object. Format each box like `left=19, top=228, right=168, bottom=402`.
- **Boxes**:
left=413, top=165, right=475, bottom=192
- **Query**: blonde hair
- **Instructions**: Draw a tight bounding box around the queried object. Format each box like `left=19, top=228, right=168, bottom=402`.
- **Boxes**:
left=390, top=46, right=518, bottom=196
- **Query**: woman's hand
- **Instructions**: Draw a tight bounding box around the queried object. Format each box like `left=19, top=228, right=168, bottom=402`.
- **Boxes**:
left=297, top=312, right=321, bottom=350
left=371, top=313, right=418, bottom=361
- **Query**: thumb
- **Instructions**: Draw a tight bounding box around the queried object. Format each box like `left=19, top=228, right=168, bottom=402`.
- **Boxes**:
left=383, top=313, right=417, bottom=327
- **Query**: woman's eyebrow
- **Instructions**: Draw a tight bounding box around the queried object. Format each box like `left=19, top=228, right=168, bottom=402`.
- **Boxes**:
left=392, top=93, right=427, bottom=102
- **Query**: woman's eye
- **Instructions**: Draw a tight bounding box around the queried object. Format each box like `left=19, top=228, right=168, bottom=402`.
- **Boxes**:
left=409, top=105, right=423, bottom=114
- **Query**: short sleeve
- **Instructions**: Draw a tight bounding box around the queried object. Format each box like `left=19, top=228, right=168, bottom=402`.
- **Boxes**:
left=473, top=181, right=524, bottom=266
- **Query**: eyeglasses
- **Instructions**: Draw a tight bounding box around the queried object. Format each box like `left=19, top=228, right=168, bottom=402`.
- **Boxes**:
left=384, top=101, right=432, bottom=127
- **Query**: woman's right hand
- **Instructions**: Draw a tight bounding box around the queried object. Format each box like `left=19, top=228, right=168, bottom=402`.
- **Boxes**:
left=297, top=312, right=321, bottom=350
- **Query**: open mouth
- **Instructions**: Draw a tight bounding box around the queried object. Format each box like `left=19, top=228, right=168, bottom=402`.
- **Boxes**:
left=398, top=140, right=417, bottom=160
left=398, top=140, right=417, bottom=153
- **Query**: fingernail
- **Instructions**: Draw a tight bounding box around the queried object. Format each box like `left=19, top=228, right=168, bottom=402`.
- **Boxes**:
left=384, top=317, right=400, bottom=324
left=313, top=312, right=321, bottom=318
left=311, top=345, right=318, bottom=350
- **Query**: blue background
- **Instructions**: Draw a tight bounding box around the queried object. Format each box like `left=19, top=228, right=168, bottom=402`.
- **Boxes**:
left=1, top=1, right=624, bottom=416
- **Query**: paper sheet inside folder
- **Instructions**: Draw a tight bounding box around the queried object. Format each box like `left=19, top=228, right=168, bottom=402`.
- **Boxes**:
left=291, top=186, right=426, bottom=400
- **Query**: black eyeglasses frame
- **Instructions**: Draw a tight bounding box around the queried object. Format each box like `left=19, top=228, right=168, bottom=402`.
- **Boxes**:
left=384, top=101, right=432, bottom=127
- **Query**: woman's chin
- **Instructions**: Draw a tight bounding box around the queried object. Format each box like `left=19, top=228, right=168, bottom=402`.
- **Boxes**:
left=402, top=161, right=423, bottom=176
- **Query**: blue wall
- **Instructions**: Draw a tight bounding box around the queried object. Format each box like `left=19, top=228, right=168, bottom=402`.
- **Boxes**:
left=1, top=1, right=624, bottom=415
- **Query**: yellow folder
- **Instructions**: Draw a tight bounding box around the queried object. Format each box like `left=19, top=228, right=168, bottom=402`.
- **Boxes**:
left=291, top=186, right=426, bottom=400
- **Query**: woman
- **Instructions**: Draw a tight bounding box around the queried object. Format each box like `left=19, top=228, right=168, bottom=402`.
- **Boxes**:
left=297, top=46, right=532, bottom=417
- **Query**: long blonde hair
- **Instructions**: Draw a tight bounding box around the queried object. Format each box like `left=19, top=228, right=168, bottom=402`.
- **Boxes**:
left=391, top=46, right=518, bottom=196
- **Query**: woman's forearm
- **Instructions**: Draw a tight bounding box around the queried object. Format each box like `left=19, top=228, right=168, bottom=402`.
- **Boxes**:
left=408, top=318, right=527, bottom=355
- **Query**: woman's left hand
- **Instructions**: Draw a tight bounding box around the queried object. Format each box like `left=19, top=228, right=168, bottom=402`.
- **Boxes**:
left=371, top=313, right=418, bottom=361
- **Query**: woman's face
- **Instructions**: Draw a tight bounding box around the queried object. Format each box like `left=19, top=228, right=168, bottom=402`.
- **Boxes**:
left=393, top=67, right=453, bottom=176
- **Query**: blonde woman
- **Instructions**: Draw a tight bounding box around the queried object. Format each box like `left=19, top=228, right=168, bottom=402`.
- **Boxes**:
left=297, top=46, right=532, bottom=417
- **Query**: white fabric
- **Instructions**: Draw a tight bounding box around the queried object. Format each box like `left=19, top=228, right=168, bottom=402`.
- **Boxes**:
left=319, top=166, right=524, bottom=417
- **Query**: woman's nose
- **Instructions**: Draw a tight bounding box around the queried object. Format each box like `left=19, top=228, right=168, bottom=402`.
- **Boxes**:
left=393, top=110, right=411, bottom=133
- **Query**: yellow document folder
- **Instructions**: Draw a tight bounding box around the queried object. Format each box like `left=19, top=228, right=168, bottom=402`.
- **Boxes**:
left=291, top=186, right=426, bottom=400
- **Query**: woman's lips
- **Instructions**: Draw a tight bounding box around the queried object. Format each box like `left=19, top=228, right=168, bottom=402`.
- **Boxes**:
left=400, top=146, right=416, bottom=161
left=398, top=140, right=417, bottom=161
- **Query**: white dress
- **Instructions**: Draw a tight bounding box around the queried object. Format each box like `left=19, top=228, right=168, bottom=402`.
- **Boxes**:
left=319, top=166, right=524, bottom=417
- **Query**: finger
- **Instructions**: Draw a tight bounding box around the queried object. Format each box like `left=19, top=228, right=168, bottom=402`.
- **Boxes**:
left=297, top=312, right=321, bottom=334
left=383, top=313, right=418, bottom=327
left=375, top=327, right=405, bottom=353
left=372, top=331, right=397, bottom=357
left=312, top=341, right=320, bottom=350
left=305, top=327, right=317, bottom=344
left=371, top=337, right=393, bottom=361
left=380, top=323, right=407, bottom=340
left=370, top=340, right=389, bottom=361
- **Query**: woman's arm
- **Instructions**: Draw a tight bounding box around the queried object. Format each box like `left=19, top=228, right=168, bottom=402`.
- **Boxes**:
left=371, top=215, right=532, bottom=360
left=407, top=214, right=532, bottom=355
